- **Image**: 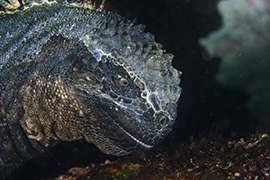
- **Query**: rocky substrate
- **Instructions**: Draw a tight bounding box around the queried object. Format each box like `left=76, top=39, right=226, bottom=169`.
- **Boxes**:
left=50, top=133, right=270, bottom=180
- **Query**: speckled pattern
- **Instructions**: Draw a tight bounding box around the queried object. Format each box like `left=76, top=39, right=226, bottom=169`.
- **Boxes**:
left=0, top=0, right=181, bottom=179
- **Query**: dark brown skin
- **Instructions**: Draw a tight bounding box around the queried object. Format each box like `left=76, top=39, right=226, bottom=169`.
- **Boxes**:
left=0, top=1, right=181, bottom=179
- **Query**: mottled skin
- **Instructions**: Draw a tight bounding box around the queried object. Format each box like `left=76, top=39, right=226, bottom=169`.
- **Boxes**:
left=0, top=1, right=181, bottom=179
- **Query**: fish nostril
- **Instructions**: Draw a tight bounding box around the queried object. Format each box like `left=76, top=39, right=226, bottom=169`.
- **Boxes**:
left=157, top=114, right=170, bottom=128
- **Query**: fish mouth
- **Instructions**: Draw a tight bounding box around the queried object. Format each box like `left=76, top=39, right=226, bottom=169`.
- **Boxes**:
left=97, top=98, right=156, bottom=152
left=113, top=122, right=153, bottom=149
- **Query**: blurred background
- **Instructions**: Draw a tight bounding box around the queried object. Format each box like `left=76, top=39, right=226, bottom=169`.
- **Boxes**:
left=108, top=0, right=257, bottom=140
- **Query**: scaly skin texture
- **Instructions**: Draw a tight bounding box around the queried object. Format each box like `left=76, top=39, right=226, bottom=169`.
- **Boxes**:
left=0, top=1, right=181, bottom=179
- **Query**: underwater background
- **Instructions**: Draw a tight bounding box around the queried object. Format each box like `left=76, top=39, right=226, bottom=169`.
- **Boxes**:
left=9, top=0, right=270, bottom=179
left=112, top=0, right=265, bottom=140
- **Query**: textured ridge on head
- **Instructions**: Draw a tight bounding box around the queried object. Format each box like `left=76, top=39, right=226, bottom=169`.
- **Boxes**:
left=0, top=0, right=106, bottom=13
left=80, top=16, right=181, bottom=119
left=0, top=0, right=182, bottom=159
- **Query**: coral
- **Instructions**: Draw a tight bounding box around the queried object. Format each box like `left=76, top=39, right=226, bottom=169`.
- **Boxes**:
left=199, top=0, right=270, bottom=129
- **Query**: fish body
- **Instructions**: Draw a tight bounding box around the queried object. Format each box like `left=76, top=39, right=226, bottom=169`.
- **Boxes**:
left=0, top=1, right=181, bottom=178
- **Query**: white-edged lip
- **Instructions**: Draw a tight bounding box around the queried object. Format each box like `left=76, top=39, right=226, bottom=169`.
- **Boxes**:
left=115, top=123, right=153, bottom=149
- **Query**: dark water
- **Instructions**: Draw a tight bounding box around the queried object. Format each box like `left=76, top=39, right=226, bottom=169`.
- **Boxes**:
left=9, top=0, right=264, bottom=179
left=112, top=0, right=254, bottom=139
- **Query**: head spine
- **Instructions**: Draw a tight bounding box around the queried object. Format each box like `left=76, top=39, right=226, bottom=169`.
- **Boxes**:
left=0, top=0, right=106, bottom=14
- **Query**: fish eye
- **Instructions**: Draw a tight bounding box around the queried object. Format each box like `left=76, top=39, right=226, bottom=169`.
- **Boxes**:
left=119, top=77, right=129, bottom=87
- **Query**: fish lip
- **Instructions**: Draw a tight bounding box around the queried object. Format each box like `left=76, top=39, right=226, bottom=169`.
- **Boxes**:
left=97, top=99, right=155, bottom=150
left=113, top=121, right=153, bottom=149
left=104, top=110, right=154, bottom=149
